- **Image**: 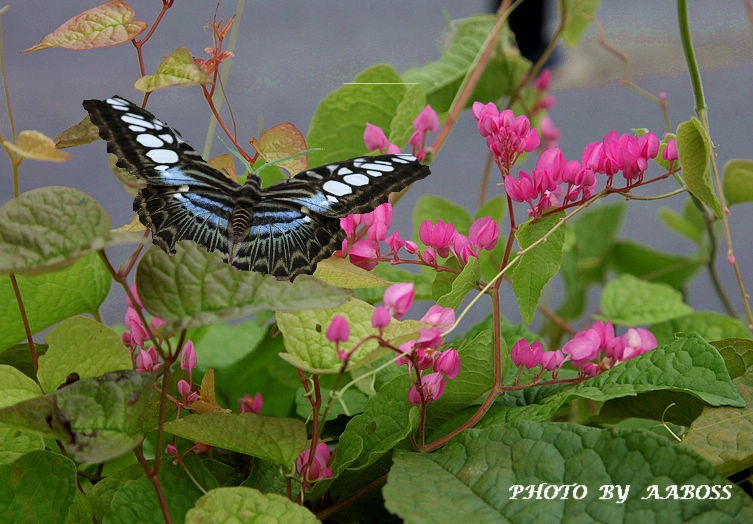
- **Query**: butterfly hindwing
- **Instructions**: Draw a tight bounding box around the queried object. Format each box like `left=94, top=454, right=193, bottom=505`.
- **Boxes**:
left=84, top=96, right=430, bottom=280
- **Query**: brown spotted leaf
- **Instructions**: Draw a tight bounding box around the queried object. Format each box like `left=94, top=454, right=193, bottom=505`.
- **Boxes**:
left=23, top=0, right=147, bottom=52
left=250, top=122, right=308, bottom=175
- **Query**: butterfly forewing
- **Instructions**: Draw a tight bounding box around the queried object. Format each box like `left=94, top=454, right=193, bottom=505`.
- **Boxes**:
left=84, top=96, right=430, bottom=280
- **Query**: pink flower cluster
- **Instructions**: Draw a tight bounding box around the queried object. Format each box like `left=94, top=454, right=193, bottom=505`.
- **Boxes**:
left=338, top=202, right=499, bottom=272
left=472, top=102, right=540, bottom=173
left=473, top=100, right=675, bottom=218
left=325, top=283, right=460, bottom=405
left=364, top=104, right=439, bottom=161
left=511, top=320, right=657, bottom=379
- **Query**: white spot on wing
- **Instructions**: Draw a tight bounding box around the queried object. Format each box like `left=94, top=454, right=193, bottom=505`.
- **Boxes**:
left=146, top=148, right=179, bottom=164
left=158, top=133, right=175, bottom=144
left=178, top=185, right=189, bottom=192
left=338, top=167, right=353, bottom=175
left=323, top=180, right=352, bottom=196
left=326, top=195, right=339, bottom=203
left=137, top=133, right=164, bottom=148
left=128, top=125, right=146, bottom=132
left=305, top=170, right=323, bottom=179
left=343, top=173, right=369, bottom=186
left=360, top=162, right=394, bottom=172
left=366, top=170, right=383, bottom=177
left=122, top=115, right=155, bottom=130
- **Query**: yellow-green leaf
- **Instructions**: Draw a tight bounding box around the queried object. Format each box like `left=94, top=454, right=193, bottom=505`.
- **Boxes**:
left=722, top=159, right=753, bottom=207
left=676, top=118, right=722, bottom=217
left=23, top=0, right=147, bottom=52
left=55, top=115, right=101, bottom=149
left=314, top=257, right=392, bottom=289
left=4, top=131, right=70, bottom=162
left=251, top=122, right=308, bottom=175
left=134, top=46, right=209, bottom=93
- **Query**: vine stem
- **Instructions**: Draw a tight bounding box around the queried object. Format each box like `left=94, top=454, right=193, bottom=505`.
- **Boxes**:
left=677, top=0, right=753, bottom=328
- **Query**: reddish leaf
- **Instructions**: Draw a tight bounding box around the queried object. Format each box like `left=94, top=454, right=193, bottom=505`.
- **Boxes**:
left=250, top=122, right=308, bottom=175
left=23, top=0, right=147, bottom=52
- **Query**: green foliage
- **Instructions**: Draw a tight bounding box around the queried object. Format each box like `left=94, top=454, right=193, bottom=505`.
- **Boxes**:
left=677, top=117, right=723, bottom=217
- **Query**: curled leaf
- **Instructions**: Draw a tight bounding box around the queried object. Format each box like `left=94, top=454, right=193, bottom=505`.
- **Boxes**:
left=134, top=46, right=210, bottom=93
left=23, top=0, right=147, bottom=52
left=112, top=214, right=145, bottom=233
left=54, top=115, right=101, bottom=148
left=250, top=122, right=308, bottom=175
left=4, top=131, right=70, bottom=162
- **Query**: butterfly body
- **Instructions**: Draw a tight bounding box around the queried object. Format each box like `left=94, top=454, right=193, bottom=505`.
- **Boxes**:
left=84, top=96, right=429, bottom=280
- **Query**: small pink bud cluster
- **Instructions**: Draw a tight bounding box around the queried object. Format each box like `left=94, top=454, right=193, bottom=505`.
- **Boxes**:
left=296, top=442, right=333, bottom=484
left=582, top=130, right=660, bottom=185
left=472, top=102, right=540, bottom=173
left=419, top=216, right=500, bottom=266
left=122, top=283, right=167, bottom=373
left=511, top=321, right=658, bottom=379
left=238, top=392, right=264, bottom=414
left=364, top=104, right=439, bottom=161
left=531, top=70, right=560, bottom=150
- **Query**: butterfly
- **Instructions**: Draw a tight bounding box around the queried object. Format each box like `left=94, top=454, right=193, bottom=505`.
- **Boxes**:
left=83, top=96, right=430, bottom=280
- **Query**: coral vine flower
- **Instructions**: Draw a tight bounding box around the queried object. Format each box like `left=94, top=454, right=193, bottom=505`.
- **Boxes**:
left=238, top=393, right=263, bottom=414
left=511, top=338, right=544, bottom=369
left=419, top=219, right=457, bottom=258
left=296, top=442, right=333, bottom=482
left=363, top=123, right=389, bottom=152
left=326, top=316, right=350, bottom=343
left=383, top=283, right=415, bottom=319
left=472, top=102, right=540, bottom=171
left=468, top=216, right=499, bottom=251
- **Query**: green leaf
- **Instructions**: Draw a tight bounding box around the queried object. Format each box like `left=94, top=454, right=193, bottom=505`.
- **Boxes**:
left=92, top=456, right=216, bottom=523
left=722, top=158, right=753, bottom=206
left=189, top=320, right=265, bottom=370
left=677, top=118, right=722, bottom=217
left=0, top=365, right=44, bottom=464
left=412, top=194, right=471, bottom=243
left=0, top=343, right=47, bottom=379
left=37, top=316, right=132, bottom=392
left=164, top=413, right=307, bottom=465
left=0, top=186, right=111, bottom=274
left=384, top=421, right=753, bottom=522
left=388, top=83, right=427, bottom=147
left=610, top=240, right=702, bottom=289
left=186, top=487, right=318, bottom=524
left=657, top=205, right=703, bottom=244
left=314, top=257, right=393, bottom=290
left=136, top=241, right=349, bottom=331
left=432, top=257, right=479, bottom=309
left=0, top=253, right=110, bottom=351
left=511, top=212, right=565, bottom=324
left=559, top=203, right=626, bottom=319
left=306, top=64, right=406, bottom=166
left=296, top=385, right=368, bottom=421
left=403, top=15, right=529, bottom=113
left=652, top=312, right=752, bottom=346
left=683, top=383, right=753, bottom=476
left=0, top=370, right=160, bottom=463
left=332, top=375, right=419, bottom=476
left=0, top=451, right=78, bottom=524
left=426, top=329, right=497, bottom=434
left=711, top=338, right=753, bottom=380
left=475, top=194, right=507, bottom=222
left=600, top=274, right=693, bottom=325
left=276, top=297, right=424, bottom=373
left=561, top=0, right=600, bottom=46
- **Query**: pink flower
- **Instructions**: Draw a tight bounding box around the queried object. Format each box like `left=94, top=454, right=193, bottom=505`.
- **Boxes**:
left=534, top=69, right=551, bottom=91
left=414, top=327, right=443, bottom=350
left=340, top=214, right=362, bottom=236
left=663, top=138, right=678, bottom=162
left=385, top=231, right=405, bottom=255
left=413, top=104, right=439, bottom=133
left=468, top=216, right=499, bottom=251
left=404, top=240, right=419, bottom=254
left=135, top=347, right=160, bottom=372
left=620, top=327, right=657, bottom=360
left=420, top=305, right=455, bottom=332
left=472, top=102, right=540, bottom=170
left=539, top=115, right=560, bottom=150
left=434, top=349, right=460, bottom=379
left=296, top=442, right=333, bottom=482
left=383, top=283, right=415, bottom=319
left=125, top=282, right=143, bottom=309
left=541, top=350, right=565, bottom=371
left=150, top=316, right=166, bottom=330
left=505, top=171, right=537, bottom=203
left=419, top=220, right=456, bottom=258
left=590, top=320, right=616, bottom=349
left=180, top=340, right=197, bottom=372
left=238, top=393, right=263, bottom=414
left=326, top=316, right=350, bottom=343
left=124, top=307, right=148, bottom=349
left=177, top=379, right=191, bottom=400
left=562, top=328, right=601, bottom=367
left=408, top=372, right=446, bottom=405
left=420, top=247, right=437, bottom=266
left=450, top=234, right=476, bottom=264
left=348, top=239, right=379, bottom=270
left=511, top=338, right=544, bottom=369
left=364, top=123, right=388, bottom=152
left=371, top=306, right=391, bottom=329
left=581, top=362, right=600, bottom=377
left=386, top=143, right=402, bottom=154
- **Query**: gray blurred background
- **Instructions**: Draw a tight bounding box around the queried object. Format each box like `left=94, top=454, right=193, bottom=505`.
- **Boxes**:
left=2, top=1, right=752, bottom=328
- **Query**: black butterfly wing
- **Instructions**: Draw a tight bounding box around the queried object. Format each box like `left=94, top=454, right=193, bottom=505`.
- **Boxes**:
left=84, top=96, right=241, bottom=255
left=230, top=201, right=345, bottom=280
left=264, top=154, right=430, bottom=218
